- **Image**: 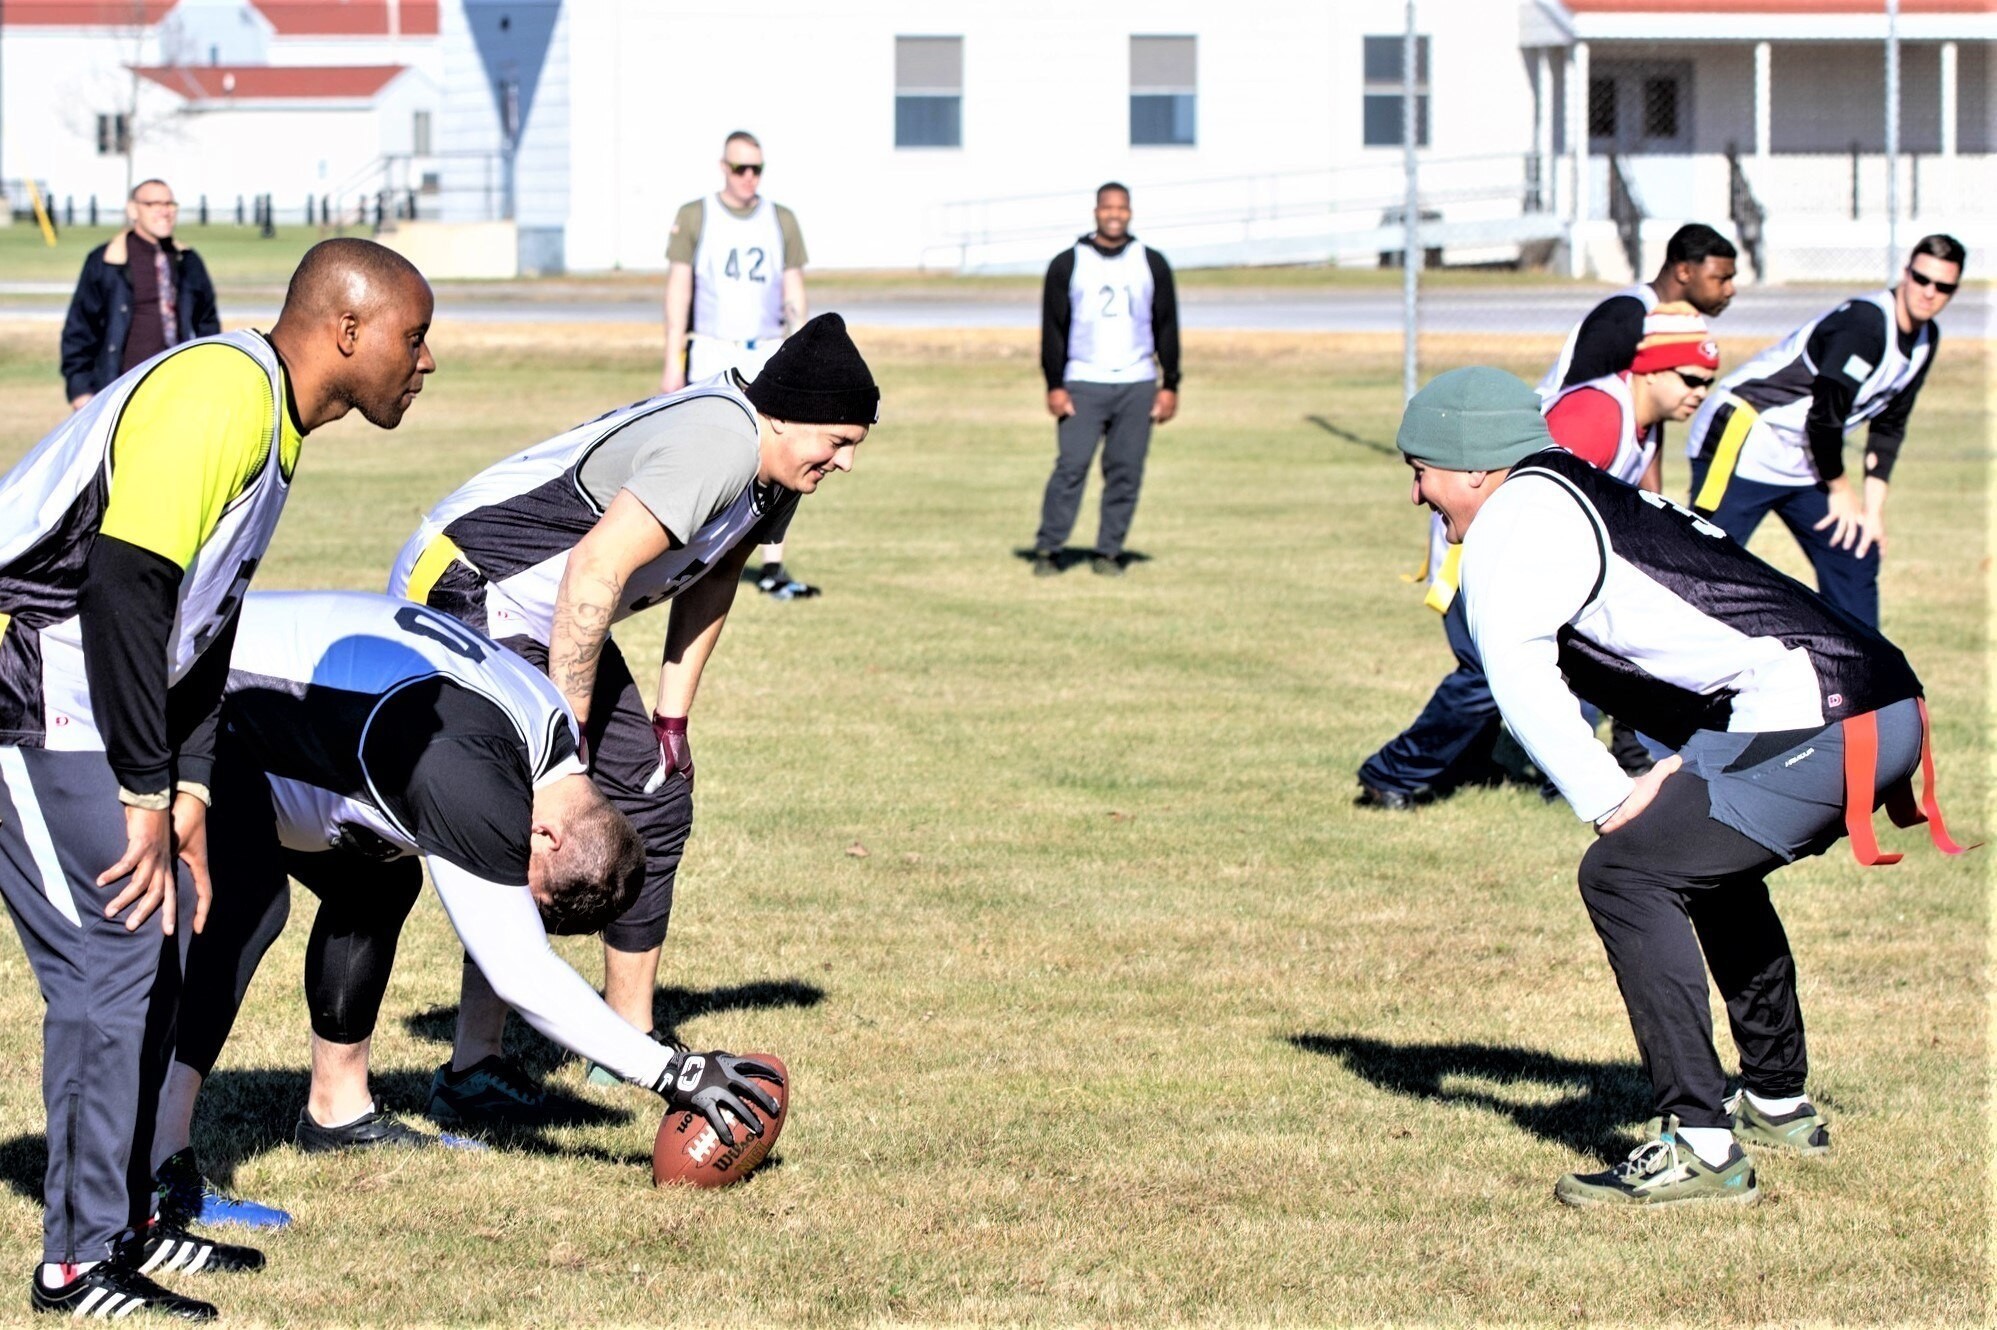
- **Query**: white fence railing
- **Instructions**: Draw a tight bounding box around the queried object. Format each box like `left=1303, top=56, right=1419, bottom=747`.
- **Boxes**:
left=924, top=154, right=1563, bottom=273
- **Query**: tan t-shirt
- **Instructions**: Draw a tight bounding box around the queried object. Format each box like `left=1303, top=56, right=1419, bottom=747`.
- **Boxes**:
left=666, top=197, right=808, bottom=269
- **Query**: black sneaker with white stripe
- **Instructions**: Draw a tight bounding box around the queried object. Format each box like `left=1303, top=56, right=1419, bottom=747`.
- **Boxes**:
left=29, top=1256, right=217, bottom=1321
left=133, top=1225, right=265, bottom=1276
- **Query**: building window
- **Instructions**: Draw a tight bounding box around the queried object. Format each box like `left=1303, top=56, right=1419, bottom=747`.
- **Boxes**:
left=96, top=113, right=130, bottom=156
left=1588, top=63, right=1691, bottom=152
left=1130, top=35, right=1196, bottom=146
left=1642, top=77, right=1679, bottom=139
left=413, top=110, right=433, bottom=157
left=1588, top=78, right=1617, bottom=139
left=1361, top=35, right=1429, bottom=147
left=896, top=36, right=962, bottom=148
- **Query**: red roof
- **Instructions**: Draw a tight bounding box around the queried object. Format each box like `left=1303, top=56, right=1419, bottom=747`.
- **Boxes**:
left=249, top=0, right=438, bottom=37
left=133, top=63, right=407, bottom=100
left=5, top=0, right=177, bottom=26
left=1567, top=0, right=1996, bottom=11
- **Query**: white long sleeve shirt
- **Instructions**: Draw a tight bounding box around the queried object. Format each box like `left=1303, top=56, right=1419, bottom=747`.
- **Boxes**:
left=1459, top=473, right=1636, bottom=823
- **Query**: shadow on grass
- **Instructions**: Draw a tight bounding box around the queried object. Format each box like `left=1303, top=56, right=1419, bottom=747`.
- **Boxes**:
left=1304, top=415, right=1398, bottom=456
left=0, top=1066, right=647, bottom=1207
left=400, top=976, right=828, bottom=1080
left=1288, top=1033, right=1653, bottom=1164
left=1009, top=546, right=1152, bottom=573
left=0, top=980, right=826, bottom=1206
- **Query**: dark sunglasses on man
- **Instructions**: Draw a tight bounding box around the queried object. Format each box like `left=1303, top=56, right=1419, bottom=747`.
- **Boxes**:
left=725, top=162, right=764, bottom=177
left=1905, top=267, right=1959, bottom=296
left=1673, top=369, right=1715, bottom=389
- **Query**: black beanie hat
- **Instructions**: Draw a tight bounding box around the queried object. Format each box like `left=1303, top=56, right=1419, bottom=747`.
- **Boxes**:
left=743, top=313, right=880, bottom=426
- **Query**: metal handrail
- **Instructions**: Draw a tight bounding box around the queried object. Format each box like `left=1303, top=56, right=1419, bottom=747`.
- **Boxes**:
left=1606, top=152, right=1645, bottom=278
left=1724, top=142, right=1767, bottom=279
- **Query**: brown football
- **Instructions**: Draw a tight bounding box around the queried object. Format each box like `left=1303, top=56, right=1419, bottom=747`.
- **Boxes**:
left=651, top=1053, right=788, bottom=1188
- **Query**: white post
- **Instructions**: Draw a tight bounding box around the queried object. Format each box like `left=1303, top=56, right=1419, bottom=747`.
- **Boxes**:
left=1754, top=41, right=1772, bottom=160
left=1940, top=39, right=1958, bottom=215
left=1536, top=47, right=1555, bottom=215
left=1571, top=41, right=1590, bottom=223
left=1568, top=40, right=1589, bottom=277
left=1402, top=0, right=1419, bottom=402
left=1884, top=0, right=1900, bottom=281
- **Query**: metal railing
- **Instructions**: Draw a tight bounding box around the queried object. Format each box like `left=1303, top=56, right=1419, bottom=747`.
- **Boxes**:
left=925, top=153, right=1564, bottom=272
left=1606, top=152, right=1645, bottom=280
left=1725, top=143, right=1767, bottom=280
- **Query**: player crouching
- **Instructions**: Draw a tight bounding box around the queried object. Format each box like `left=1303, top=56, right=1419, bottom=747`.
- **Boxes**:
left=1395, top=368, right=1968, bottom=1207
left=149, top=592, right=782, bottom=1224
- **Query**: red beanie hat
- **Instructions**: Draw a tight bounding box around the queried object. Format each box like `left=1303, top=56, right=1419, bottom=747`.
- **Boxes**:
left=1631, top=302, right=1720, bottom=375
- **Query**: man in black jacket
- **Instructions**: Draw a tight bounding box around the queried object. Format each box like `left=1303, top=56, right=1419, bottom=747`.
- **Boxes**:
left=61, top=179, right=220, bottom=410
left=1031, top=182, right=1180, bottom=577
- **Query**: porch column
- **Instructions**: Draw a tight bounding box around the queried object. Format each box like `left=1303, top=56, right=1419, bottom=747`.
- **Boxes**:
left=1570, top=40, right=1589, bottom=223
left=1536, top=47, right=1556, bottom=213
left=1939, top=40, right=1958, bottom=219
left=1940, top=41, right=1958, bottom=158
left=1754, top=41, right=1771, bottom=160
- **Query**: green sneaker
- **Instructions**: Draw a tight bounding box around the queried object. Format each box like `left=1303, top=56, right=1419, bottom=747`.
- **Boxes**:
left=1727, top=1090, right=1830, bottom=1156
left=1556, top=1124, right=1759, bottom=1209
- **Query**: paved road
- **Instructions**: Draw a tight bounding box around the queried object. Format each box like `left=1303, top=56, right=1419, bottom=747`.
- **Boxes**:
left=2, top=282, right=1986, bottom=338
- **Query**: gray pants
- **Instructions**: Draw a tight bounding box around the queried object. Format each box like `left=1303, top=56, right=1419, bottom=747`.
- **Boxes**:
left=1035, top=379, right=1156, bottom=559
left=0, top=747, right=189, bottom=1263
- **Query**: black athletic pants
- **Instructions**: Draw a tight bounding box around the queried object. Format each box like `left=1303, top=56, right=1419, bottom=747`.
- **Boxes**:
left=1578, top=772, right=1808, bottom=1128
left=1578, top=700, right=1921, bottom=1128
left=176, top=746, right=423, bottom=1080
left=497, top=634, right=691, bottom=954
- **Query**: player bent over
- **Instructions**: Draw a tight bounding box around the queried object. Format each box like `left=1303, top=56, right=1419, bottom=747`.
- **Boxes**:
left=0, top=240, right=434, bottom=1320
left=389, top=313, right=877, bottom=1123
left=1396, top=368, right=1966, bottom=1207
left=152, top=592, right=782, bottom=1217
left=1355, top=307, right=1718, bottom=808
left=1684, top=234, right=1964, bottom=628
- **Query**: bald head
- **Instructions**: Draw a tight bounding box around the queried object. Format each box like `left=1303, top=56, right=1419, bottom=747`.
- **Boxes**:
left=280, top=238, right=427, bottom=323
left=268, top=238, right=435, bottom=434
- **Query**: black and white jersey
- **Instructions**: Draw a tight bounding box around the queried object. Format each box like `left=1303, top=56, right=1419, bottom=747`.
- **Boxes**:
left=1041, top=234, right=1181, bottom=391
left=220, top=590, right=672, bottom=1088
left=222, top=591, right=581, bottom=881
left=387, top=379, right=795, bottom=644
left=1536, top=283, right=1656, bottom=401
left=1460, top=449, right=1921, bottom=820
left=1686, top=290, right=1936, bottom=487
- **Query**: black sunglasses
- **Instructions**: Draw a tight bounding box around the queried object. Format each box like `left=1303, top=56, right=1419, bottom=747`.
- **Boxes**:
left=1674, top=369, right=1715, bottom=389
left=725, top=162, right=764, bottom=176
left=1906, top=267, right=1959, bottom=295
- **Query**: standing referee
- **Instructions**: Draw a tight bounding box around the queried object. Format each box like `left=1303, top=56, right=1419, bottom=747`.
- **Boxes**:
left=1031, top=182, right=1180, bottom=577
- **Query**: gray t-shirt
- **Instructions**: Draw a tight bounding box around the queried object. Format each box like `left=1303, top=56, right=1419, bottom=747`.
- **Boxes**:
left=576, top=394, right=794, bottom=547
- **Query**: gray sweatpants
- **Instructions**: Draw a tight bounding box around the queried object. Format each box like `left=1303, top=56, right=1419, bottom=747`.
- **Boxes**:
left=0, top=747, right=189, bottom=1263
left=1035, top=378, right=1157, bottom=559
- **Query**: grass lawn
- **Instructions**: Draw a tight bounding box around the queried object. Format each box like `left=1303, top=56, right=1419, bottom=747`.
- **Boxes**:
left=0, top=219, right=1604, bottom=297
left=0, top=318, right=1985, bottom=1324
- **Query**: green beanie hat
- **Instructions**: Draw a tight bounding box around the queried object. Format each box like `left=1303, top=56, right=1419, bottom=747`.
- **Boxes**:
left=1395, top=366, right=1553, bottom=472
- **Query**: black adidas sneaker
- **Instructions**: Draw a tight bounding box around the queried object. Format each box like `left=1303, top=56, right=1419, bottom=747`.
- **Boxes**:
left=132, top=1225, right=265, bottom=1276
left=29, top=1256, right=216, bottom=1321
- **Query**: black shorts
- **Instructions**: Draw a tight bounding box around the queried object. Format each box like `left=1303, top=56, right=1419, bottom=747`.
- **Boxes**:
left=494, top=633, right=691, bottom=953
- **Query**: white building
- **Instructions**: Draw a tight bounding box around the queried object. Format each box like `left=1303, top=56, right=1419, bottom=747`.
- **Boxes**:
left=421, top=0, right=1997, bottom=275
left=1, top=0, right=439, bottom=223
left=421, top=0, right=1994, bottom=279
left=7, top=1, right=1992, bottom=277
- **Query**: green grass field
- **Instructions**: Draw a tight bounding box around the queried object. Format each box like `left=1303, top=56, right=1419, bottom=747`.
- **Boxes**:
left=0, top=219, right=1619, bottom=295
left=0, top=317, right=1986, bottom=1325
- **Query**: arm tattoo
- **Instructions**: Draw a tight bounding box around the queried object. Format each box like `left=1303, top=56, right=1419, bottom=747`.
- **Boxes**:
left=549, top=568, right=623, bottom=722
